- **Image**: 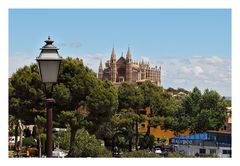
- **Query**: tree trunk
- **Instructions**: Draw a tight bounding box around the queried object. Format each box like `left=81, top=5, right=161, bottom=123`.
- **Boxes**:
left=18, top=120, right=24, bottom=157
left=135, top=120, right=139, bottom=151
left=144, top=107, right=152, bottom=149
left=128, top=137, right=132, bottom=152
left=67, top=128, right=77, bottom=157
left=112, top=134, right=116, bottom=157
left=38, top=133, right=42, bottom=157
left=111, top=137, right=114, bottom=156
left=145, top=107, right=152, bottom=138
left=128, top=122, right=134, bottom=152
left=37, top=126, right=42, bottom=157
left=146, top=121, right=150, bottom=137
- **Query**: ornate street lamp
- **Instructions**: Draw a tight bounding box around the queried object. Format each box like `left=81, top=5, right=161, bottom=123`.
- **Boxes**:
left=36, top=36, right=62, bottom=83
left=36, top=36, right=63, bottom=157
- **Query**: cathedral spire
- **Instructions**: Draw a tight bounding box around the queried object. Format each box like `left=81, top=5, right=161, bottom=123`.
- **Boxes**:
left=98, top=60, right=103, bottom=80
left=110, top=47, right=116, bottom=61
left=126, top=46, right=132, bottom=62
left=110, top=47, right=117, bottom=82
left=99, top=60, right=103, bottom=70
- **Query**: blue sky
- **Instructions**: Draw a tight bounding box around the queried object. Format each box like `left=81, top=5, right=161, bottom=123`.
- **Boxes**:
left=9, top=9, right=231, bottom=96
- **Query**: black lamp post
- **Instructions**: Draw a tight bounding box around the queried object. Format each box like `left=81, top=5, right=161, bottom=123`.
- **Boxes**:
left=36, top=36, right=62, bottom=157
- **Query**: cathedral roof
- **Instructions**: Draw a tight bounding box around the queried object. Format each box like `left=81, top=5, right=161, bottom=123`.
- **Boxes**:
left=117, top=56, right=126, bottom=63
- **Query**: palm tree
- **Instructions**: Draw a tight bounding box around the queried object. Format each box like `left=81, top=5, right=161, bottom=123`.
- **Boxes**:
left=34, top=115, right=46, bottom=157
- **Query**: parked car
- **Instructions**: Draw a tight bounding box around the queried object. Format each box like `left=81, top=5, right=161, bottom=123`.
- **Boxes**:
left=113, top=146, right=123, bottom=157
left=154, top=148, right=162, bottom=154
left=52, top=148, right=67, bottom=158
left=9, top=136, right=24, bottom=144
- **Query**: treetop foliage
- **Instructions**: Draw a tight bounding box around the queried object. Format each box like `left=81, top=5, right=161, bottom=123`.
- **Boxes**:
left=9, top=58, right=230, bottom=156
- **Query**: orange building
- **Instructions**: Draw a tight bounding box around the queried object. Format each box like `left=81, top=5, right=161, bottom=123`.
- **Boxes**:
left=138, top=107, right=189, bottom=144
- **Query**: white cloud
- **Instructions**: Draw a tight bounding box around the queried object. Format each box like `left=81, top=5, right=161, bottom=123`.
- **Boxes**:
left=65, top=53, right=109, bottom=73
left=181, top=66, right=191, bottom=74
left=204, top=56, right=223, bottom=64
left=174, top=79, right=186, bottom=84
left=193, top=66, right=204, bottom=76
left=154, top=55, right=231, bottom=96
left=9, top=53, right=35, bottom=77
left=180, top=66, right=203, bottom=77
left=56, top=41, right=82, bottom=49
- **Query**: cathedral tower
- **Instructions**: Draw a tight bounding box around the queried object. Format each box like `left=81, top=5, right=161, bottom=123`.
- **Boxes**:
left=110, top=47, right=117, bottom=82
left=98, top=60, right=103, bottom=80
left=126, top=47, right=132, bottom=82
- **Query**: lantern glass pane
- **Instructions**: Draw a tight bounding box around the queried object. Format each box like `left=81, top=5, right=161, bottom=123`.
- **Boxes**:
left=39, top=50, right=60, bottom=59
left=39, top=61, right=60, bottom=83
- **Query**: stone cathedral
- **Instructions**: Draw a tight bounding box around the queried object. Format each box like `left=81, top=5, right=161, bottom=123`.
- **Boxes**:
left=98, top=47, right=161, bottom=86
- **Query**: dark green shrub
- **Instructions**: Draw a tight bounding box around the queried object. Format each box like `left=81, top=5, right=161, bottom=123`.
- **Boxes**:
left=22, top=137, right=37, bottom=147
left=139, top=134, right=155, bottom=149
left=53, top=129, right=70, bottom=151
left=73, top=128, right=103, bottom=157
left=98, top=147, right=112, bottom=157
left=40, top=133, right=46, bottom=155
left=167, top=152, right=190, bottom=158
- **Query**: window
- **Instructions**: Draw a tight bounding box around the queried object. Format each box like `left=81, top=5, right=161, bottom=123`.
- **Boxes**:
left=199, top=149, right=206, bottom=154
left=223, top=150, right=227, bottom=154
left=224, top=126, right=227, bottom=130
left=222, top=150, right=231, bottom=155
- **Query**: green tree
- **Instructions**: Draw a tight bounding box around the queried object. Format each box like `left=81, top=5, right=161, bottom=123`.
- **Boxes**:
left=86, top=80, right=118, bottom=137
left=52, top=83, right=71, bottom=109
left=177, top=87, right=227, bottom=134
left=193, top=109, right=212, bottom=133
left=8, top=115, right=16, bottom=137
left=168, top=107, right=190, bottom=135
left=105, top=113, right=127, bottom=154
left=51, top=57, right=101, bottom=156
left=58, top=104, right=90, bottom=157
left=139, top=81, right=166, bottom=148
left=9, top=64, right=45, bottom=124
left=9, top=58, right=110, bottom=157
left=55, top=57, right=99, bottom=111
left=53, top=129, right=70, bottom=151
left=118, top=82, right=144, bottom=151
left=197, top=89, right=227, bottom=132
left=22, top=137, right=37, bottom=147
left=107, top=109, right=143, bottom=152
left=72, top=128, right=109, bottom=157
left=55, top=128, right=111, bottom=157
left=9, top=64, right=45, bottom=156
left=171, top=87, right=202, bottom=134
left=118, top=82, right=144, bottom=110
